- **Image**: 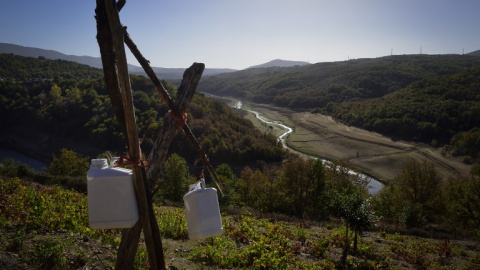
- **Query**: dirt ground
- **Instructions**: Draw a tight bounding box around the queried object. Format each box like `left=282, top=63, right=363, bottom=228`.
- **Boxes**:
left=243, top=103, right=472, bottom=184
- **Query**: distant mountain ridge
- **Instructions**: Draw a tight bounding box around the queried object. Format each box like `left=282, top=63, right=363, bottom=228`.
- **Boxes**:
left=467, top=50, right=480, bottom=56
left=0, top=42, right=236, bottom=80
left=0, top=42, right=105, bottom=69
left=248, top=59, right=310, bottom=69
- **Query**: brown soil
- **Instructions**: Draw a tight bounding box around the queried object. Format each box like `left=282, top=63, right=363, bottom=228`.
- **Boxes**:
left=245, top=103, right=472, bottom=183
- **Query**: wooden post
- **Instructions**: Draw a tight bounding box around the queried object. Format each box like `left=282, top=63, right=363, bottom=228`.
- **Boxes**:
left=96, top=0, right=165, bottom=269
left=114, top=63, right=205, bottom=269
left=95, top=0, right=127, bottom=140
left=124, top=32, right=225, bottom=196
left=96, top=1, right=225, bottom=269
left=96, top=3, right=142, bottom=269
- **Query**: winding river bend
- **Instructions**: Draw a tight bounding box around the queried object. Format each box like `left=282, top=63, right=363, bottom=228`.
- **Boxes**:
left=235, top=100, right=383, bottom=195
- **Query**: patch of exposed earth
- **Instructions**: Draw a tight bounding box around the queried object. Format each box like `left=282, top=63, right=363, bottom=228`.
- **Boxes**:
left=244, top=103, right=471, bottom=183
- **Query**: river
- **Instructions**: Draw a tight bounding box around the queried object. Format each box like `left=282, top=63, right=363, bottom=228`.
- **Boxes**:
left=0, top=148, right=47, bottom=171
left=0, top=96, right=382, bottom=194
left=234, top=100, right=383, bottom=195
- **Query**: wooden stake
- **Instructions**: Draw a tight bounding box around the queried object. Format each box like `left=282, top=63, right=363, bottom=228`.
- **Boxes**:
left=124, top=32, right=225, bottom=196
left=96, top=1, right=225, bottom=269
left=96, top=0, right=165, bottom=269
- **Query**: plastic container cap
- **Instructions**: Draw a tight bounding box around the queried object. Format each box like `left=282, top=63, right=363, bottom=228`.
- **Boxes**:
left=90, top=159, right=108, bottom=169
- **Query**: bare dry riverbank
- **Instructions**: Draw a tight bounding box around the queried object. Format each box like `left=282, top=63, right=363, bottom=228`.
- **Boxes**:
left=237, top=101, right=471, bottom=184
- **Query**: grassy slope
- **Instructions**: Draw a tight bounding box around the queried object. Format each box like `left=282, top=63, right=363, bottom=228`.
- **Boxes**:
left=1, top=177, right=479, bottom=269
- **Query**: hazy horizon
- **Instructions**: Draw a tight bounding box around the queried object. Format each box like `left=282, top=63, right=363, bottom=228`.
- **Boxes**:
left=1, top=0, right=479, bottom=69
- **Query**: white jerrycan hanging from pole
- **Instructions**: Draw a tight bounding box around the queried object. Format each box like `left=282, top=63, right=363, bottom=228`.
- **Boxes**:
left=87, top=158, right=139, bottom=229
left=183, top=178, right=223, bottom=240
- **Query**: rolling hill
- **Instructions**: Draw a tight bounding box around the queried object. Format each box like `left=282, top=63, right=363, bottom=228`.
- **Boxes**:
left=0, top=43, right=236, bottom=80
left=0, top=54, right=284, bottom=166
left=247, top=59, right=310, bottom=69
left=198, top=53, right=480, bottom=158
left=467, top=49, right=480, bottom=56
left=0, top=42, right=105, bottom=69
left=198, top=54, right=480, bottom=108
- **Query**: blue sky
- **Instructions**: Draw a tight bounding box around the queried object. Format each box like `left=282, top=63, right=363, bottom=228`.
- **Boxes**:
left=1, top=0, right=479, bottom=70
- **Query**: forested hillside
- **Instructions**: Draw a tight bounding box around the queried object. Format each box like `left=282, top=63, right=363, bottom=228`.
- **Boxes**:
left=0, top=53, right=104, bottom=80
left=199, top=55, right=480, bottom=109
left=331, top=67, right=480, bottom=157
left=0, top=54, right=284, bottom=165
left=0, top=43, right=237, bottom=80
left=199, top=54, right=480, bottom=160
left=2, top=54, right=480, bottom=270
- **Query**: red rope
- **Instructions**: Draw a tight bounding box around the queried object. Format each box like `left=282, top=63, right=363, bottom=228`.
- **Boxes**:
left=139, top=122, right=154, bottom=145
left=154, top=87, right=188, bottom=129
left=169, top=110, right=188, bottom=129
left=113, top=154, right=150, bottom=168
left=194, top=154, right=208, bottom=179
left=154, top=87, right=167, bottom=103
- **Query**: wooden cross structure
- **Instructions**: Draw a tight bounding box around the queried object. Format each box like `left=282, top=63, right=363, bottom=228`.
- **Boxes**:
left=95, top=1, right=224, bottom=269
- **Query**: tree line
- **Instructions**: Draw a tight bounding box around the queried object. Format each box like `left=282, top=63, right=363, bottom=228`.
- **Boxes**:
left=199, top=54, right=480, bottom=164
left=329, top=67, right=480, bottom=161
left=0, top=54, right=284, bottom=167
left=156, top=153, right=480, bottom=242
left=3, top=148, right=478, bottom=263
left=199, top=54, right=480, bottom=110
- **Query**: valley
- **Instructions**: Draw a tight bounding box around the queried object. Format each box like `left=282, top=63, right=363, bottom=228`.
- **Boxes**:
left=223, top=97, right=471, bottom=184
left=2, top=48, right=480, bottom=269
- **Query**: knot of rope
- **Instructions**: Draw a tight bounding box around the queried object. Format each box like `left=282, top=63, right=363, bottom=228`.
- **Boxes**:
left=194, top=154, right=208, bottom=179
left=169, top=110, right=188, bottom=129
left=154, top=87, right=188, bottom=129
left=113, top=154, right=150, bottom=168
left=154, top=86, right=167, bottom=104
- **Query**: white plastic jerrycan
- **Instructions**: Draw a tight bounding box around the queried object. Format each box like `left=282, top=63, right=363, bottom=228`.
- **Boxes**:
left=87, top=158, right=139, bottom=229
left=183, top=179, right=223, bottom=240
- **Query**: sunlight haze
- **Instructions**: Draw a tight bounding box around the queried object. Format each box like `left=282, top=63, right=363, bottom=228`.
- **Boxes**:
left=1, top=0, right=479, bottom=69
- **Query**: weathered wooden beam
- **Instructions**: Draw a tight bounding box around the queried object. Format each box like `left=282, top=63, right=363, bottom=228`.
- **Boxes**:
left=146, top=63, right=204, bottom=186
left=97, top=1, right=225, bottom=269
left=117, top=0, right=126, bottom=11
left=114, top=62, right=203, bottom=269
left=96, top=3, right=142, bottom=270
left=99, top=0, right=165, bottom=269
left=124, top=32, right=225, bottom=196
left=115, top=222, right=142, bottom=270
left=95, top=0, right=127, bottom=141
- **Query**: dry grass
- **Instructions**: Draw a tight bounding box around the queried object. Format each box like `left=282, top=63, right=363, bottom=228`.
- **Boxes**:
left=243, top=102, right=472, bottom=183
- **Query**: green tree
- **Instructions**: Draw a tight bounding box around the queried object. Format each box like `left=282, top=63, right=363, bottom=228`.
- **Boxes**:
left=279, top=155, right=314, bottom=217
left=371, top=183, right=396, bottom=223
left=236, top=166, right=275, bottom=211
left=162, top=154, right=190, bottom=202
left=378, top=159, right=442, bottom=227
left=49, top=83, right=63, bottom=106
left=307, top=159, right=327, bottom=219
left=444, top=173, right=480, bottom=232
left=46, top=148, right=89, bottom=177
left=329, top=187, right=377, bottom=264
left=236, top=167, right=257, bottom=207
left=0, top=158, right=35, bottom=178
left=216, top=163, right=236, bottom=206
left=324, top=159, right=358, bottom=191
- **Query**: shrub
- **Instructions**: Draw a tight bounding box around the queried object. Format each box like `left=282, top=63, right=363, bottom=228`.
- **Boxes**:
left=28, top=238, right=66, bottom=270
left=161, top=154, right=191, bottom=202
left=156, top=208, right=188, bottom=240
left=46, top=148, right=90, bottom=178
left=0, top=158, right=35, bottom=178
